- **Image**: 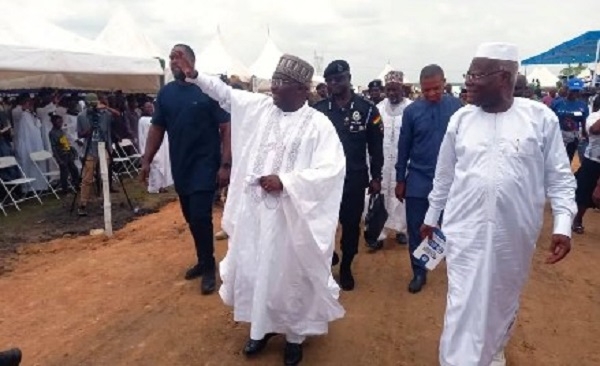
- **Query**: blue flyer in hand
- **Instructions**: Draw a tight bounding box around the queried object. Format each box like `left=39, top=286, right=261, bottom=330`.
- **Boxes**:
left=412, top=228, right=447, bottom=271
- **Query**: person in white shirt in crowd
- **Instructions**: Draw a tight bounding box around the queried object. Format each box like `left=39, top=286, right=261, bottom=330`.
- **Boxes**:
left=375, top=70, right=411, bottom=246
left=421, top=42, right=576, bottom=366
left=36, top=89, right=58, bottom=152
left=179, top=51, right=346, bottom=366
left=138, top=101, right=172, bottom=194
left=10, top=94, right=27, bottom=142
left=14, top=96, right=48, bottom=193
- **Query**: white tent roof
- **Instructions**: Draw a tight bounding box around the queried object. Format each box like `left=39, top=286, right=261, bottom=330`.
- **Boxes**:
left=0, top=4, right=113, bottom=55
left=577, top=64, right=600, bottom=81
left=197, top=34, right=251, bottom=81
left=527, top=67, right=558, bottom=88
left=0, top=4, right=162, bottom=92
left=378, top=63, right=393, bottom=81
left=250, top=36, right=284, bottom=79
left=0, top=45, right=162, bottom=92
left=96, top=6, right=163, bottom=58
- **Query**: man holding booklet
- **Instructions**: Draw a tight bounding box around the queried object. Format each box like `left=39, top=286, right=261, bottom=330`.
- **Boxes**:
left=420, top=42, right=577, bottom=366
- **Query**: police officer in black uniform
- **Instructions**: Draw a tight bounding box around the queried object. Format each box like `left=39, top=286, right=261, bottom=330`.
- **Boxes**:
left=367, top=79, right=385, bottom=105
left=313, top=60, right=384, bottom=291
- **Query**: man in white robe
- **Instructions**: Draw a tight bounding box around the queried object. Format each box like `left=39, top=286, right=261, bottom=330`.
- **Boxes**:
left=180, top=52, right=346, bottom=365
left=14, top=98, right=48, bottom=193
left=421, top=43, right=577, bottom=366
left=36, top=92, right=57, bottom=152
left=375, top=70, right=411, bottom=246
left=138, top=102, right=172, bottom=193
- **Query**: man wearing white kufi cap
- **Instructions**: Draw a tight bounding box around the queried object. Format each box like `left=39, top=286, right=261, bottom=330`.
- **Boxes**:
left=374, top=70, right=411, bottom=246
left=175, top=51, right=346, bottom=366
left=421, top=42, right=576, bottom=366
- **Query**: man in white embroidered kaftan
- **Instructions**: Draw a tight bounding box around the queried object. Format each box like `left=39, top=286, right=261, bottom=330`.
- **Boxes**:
left=375, top=70, right=411, bottom=246
left=176, top=51, right=346, bottom=366
left=421, top=42, right=576, bottom=366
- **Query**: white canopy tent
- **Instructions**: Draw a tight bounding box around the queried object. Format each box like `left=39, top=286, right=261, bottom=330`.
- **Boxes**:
left=577, top=64, right=600, bottom=83
left=0, top=45, right=163, bottom=92
left=526, top=67, right=558, bottom=88
left=0, top=4, right=163, bottom=92
left=250, top=36, right=284, bottom=91
left=197, top=34, right=251, bottom=82
left=96, top=5, right=163, bottom=59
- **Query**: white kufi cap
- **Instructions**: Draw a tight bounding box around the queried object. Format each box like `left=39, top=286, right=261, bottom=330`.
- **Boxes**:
left=474, top=42, right=519, bottom=62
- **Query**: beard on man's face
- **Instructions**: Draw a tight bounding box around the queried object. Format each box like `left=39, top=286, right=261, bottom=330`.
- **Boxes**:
left=171, top=66, right=185, bottom=80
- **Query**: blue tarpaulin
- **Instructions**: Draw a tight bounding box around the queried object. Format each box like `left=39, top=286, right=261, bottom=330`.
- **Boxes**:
left=521, top=31, right=600, bottom=65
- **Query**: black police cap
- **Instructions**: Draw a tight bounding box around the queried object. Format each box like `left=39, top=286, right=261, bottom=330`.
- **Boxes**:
left=368, top=79, right=383, bottom=89
left=324, top=60, right=350, bottom=79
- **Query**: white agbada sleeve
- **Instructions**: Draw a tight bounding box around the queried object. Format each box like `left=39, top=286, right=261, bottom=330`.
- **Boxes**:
left=541, top=111, right=577, bottom=237
left=424, top=115, right=459, bottom=227
left=186, top=73, right=271, bottom=235
left=186, top=73, right=268, bottom=117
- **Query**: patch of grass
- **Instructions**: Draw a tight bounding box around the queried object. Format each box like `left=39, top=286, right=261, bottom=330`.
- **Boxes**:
left=0, top=178, right=178, bottom=248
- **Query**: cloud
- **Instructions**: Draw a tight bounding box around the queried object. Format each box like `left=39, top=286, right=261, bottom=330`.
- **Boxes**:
left=11, top=0, right=600, bottom=85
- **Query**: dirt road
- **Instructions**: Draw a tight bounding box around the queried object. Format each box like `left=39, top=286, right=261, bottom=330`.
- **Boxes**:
left=0, top=202, right=598, bottom=366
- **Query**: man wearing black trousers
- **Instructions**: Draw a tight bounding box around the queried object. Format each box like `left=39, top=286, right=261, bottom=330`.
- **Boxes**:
left=141, top=44, right=231, bottom=295
left=313, top=60, right=384, bottom=291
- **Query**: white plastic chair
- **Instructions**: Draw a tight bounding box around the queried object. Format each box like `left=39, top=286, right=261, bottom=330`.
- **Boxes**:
left=118, top=139, right=141, bottom=173
left=0, top=156, right=43, bottom=214
left=30, top=150, right=61, bottom=200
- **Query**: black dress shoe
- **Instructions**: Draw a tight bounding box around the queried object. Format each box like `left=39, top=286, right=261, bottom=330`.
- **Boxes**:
left=0, top=348, right=22, bottom=366
left=408, top=274, right=427, bottom=294
left=339, top=265, right=355, bottom=291
left=331, top=251, right=339, bottom=266
left=184, top=264, right=204, bottom=280
left=201, top=270, right=216, bottom=295
left=243, top=333, right=277, bottom=356
left=374, top=240, right=384, bottom=250
left=396, top=233, right=408, bottom=245
left=284, top=342, right=303, bottom=365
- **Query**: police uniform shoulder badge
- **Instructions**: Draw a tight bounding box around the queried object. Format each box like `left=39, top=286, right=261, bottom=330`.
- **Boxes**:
left=371, top=113, right=383, bottom=132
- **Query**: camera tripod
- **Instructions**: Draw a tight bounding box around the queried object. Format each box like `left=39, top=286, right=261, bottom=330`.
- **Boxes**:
left=69, top=114, right=134, bottom=215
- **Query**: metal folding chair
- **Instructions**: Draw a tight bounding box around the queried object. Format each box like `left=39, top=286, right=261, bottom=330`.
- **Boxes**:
left=111, top=143, right=134, bottom=179
left=30, top=150, right=61, bottom=200
left=118, top=138, right=142, bottom=174
left=0, top=156, right=43, bottom=215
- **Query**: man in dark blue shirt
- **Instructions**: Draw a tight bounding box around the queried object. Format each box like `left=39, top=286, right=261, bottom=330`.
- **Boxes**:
left=141, top=44, right=231, bottom=295
left=551, top=78, right=589, bottom=162
left=395, top=64, right=462, bottom=294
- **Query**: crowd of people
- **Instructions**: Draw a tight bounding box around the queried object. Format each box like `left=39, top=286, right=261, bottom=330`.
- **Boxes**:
left=1, top=39, right=599, bottom=365
left=133, top=41, right=599, bottom=366
left=0, top=89, right=167, bottom=215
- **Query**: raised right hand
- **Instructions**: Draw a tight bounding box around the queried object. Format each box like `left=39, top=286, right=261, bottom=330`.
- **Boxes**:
left=174, top=50, right=196, bottom=78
